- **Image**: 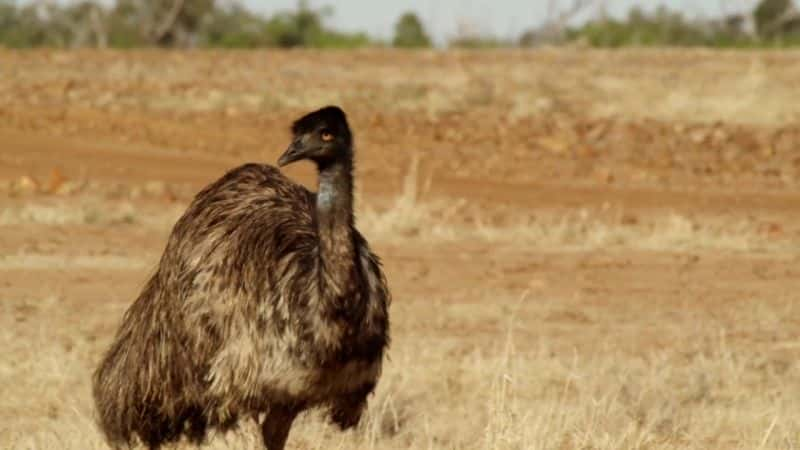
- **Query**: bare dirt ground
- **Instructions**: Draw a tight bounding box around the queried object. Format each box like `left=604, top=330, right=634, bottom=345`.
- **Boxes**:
left=1, top=49, right=800, bottom=449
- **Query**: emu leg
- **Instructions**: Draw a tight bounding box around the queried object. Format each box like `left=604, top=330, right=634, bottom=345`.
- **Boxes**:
left=330, top=383, right=375, bottom=430
left=261, top=404, right=299, bottom=450
left=330, top=397, right=365, bottom=430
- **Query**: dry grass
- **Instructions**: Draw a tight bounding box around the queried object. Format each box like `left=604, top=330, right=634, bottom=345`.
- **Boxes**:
left=2, top=180, right=799, bottom=449
left=2, top=174, right=798, bottom=450
left=0, top=198, right=184, bottom=228
left=2, top=186, right=792, bottom=254
left=3, top=291, right=799, bottom=449
left=5, top=50, right=800, bottom=124
left=359, top=160, right=798, bottom=253
left=3, top=49, right=800, bottom=450
left=362, top=192, right=785, bottom=252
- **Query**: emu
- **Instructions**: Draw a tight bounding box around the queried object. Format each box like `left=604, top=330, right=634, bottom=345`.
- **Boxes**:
left=92, top=106, right=390, bottom=450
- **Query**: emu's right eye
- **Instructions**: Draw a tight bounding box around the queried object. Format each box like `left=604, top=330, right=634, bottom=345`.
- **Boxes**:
left=321, top=131, right=334, bottom=142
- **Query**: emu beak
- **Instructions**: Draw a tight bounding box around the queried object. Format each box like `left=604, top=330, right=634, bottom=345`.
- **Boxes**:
left=277, top=139, right=305, bottom=167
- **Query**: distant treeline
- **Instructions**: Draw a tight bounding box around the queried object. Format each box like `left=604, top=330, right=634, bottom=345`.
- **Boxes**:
left=1, top=0, right=799, bottom=49
left=0, top=0, right=373, bottom=48
left=558, top=1, right=800, bottom=48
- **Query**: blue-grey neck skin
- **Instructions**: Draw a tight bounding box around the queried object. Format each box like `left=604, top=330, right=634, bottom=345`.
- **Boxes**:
left=316, top=158, right=356, bottom=294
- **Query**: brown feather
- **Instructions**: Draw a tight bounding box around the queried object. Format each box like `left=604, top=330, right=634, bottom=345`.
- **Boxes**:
left=92, top=108, right=389, bottom=449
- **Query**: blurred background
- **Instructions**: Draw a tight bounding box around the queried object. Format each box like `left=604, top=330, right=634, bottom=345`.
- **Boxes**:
left=2, top=0, right=800, bottom=48
left=2, top=1, right=800, bottom=449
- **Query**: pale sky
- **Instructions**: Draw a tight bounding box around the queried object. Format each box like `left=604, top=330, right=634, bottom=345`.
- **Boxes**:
left=243, top=0, right=764, bottom=44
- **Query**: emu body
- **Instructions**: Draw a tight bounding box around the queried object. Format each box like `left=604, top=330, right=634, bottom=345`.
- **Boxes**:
left=92, top=107, right=390, bottom=449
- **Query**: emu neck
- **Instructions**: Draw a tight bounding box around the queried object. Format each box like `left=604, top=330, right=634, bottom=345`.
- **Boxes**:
left=316, top=158, right=356, bottom=295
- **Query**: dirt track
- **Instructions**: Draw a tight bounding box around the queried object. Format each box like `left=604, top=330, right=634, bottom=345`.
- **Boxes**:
left=2, top=50, right=800, bottom=449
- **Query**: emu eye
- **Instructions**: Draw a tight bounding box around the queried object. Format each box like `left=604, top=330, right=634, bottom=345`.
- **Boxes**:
left=321, top=131, right=334, bottom=142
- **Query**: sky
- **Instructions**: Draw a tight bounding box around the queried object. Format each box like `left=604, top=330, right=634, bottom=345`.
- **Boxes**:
left=243, top=0, right=763, bottom=44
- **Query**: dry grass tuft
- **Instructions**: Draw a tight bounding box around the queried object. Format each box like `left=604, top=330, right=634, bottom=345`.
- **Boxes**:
left=0, top=199, right=184, bottom=228
left=359, top=162, right=798, bottom=253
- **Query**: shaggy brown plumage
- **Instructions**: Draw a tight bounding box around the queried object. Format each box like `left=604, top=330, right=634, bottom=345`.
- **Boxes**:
left=92, top=106, right=390, bottom=450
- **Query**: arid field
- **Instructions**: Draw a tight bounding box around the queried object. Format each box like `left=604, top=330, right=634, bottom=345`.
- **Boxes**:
left=2, top=49, right=800, bottom=449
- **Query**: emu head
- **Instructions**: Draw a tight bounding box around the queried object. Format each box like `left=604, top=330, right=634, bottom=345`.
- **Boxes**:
left=278, top=106, right=353, bottom=168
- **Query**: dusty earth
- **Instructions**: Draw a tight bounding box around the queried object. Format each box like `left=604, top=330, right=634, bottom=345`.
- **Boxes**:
left=1, top=49, right=800, bottom=449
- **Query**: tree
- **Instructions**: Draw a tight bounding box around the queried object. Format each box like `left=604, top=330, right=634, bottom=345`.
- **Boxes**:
left=110, top=0, right=215, bottom=47
left=201, top=3, right=267, bottom=47
left=52, top=1, right=109, bottom=48
left=0, top=0, right=373, bottom=49
left=262, top=1, right=327, bottom=47
left=259, top=1, right=369, bottom=49
left=519, top=0, right=596, bottom=46
left=754, top=0, right=792, bottom=37
left=392, top=12, right=430, bottom=48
